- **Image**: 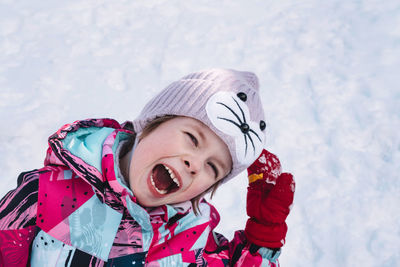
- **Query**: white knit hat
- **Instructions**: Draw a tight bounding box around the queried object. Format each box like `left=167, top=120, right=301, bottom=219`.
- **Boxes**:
left=132, top=68, right=266, bottom=182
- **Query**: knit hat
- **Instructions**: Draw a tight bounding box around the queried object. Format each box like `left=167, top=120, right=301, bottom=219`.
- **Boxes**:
left=132, top=68, right=266, bottom=183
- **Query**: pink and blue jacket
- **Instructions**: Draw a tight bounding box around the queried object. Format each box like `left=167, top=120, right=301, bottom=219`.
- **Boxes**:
left=0, top=118, right=280, bottom=266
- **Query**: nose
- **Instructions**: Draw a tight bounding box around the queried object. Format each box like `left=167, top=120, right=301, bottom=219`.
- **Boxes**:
left=184, top=158, right=201, bottom=176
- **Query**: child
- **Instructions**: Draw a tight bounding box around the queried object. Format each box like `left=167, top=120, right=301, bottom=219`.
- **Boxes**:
left=0, top=68, right=295, bottom=266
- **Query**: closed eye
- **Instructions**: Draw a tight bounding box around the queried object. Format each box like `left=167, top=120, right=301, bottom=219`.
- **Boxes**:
left=208, top=162, right=219, bottom=178
left=185, top=132, right=198, bottom=147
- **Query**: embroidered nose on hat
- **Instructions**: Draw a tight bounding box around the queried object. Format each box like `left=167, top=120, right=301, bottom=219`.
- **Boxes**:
left=132, top=68, right=266, bottom=183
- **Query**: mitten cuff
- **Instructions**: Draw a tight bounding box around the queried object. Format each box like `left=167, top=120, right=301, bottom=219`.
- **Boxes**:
left=244, top=219, right=287, bottom=248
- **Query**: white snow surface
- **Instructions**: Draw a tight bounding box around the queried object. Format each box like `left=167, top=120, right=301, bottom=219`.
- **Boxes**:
left=1, top=0, right=399, bottom=266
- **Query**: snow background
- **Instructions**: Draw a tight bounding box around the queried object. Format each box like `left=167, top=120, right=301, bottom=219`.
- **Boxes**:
left=1, top=0, right=399, bottom=266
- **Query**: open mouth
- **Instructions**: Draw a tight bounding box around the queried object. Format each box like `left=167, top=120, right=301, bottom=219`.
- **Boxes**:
left=150, top=164, right=180, bottom=195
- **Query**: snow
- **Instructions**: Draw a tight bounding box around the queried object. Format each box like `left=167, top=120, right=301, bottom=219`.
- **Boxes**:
left=1, top=0, right=399, bottom=265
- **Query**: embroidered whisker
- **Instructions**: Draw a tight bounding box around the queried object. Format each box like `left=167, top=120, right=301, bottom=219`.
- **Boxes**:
left=217, top=102, right=243, bottom=124
left=246, top=133, right=256, bottom=154
left=217, top=117, right=241, bottom=128
left=244, top=134, right=248, bottom=156
left=232, top=97, right=246, bottom=123
left=249, top=129, right=262, bottom=142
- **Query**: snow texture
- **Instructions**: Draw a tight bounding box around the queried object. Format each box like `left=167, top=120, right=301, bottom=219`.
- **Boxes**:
left=1, top=0, right=399, bottom=266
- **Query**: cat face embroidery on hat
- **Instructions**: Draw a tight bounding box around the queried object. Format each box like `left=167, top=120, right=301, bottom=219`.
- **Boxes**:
left=206, top=91, right=265, bottom=165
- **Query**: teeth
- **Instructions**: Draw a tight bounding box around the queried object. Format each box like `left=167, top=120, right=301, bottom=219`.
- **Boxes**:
left=163, top=165, right=180, bottom=187
left=150, top=174, right=167, bottom=195
left=172, top=177, right=180, bottom=187
left=150, top=165, right=181, bottom=195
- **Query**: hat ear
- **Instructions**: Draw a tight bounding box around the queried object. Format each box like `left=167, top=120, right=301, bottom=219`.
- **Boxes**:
left=242, top=72, right=259, bottom=91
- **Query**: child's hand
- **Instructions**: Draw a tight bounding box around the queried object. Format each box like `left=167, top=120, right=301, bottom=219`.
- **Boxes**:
left=244, top=149, right=295, bottom=248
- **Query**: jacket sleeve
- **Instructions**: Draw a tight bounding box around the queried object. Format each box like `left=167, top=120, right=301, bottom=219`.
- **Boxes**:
left=203, top=229, right=280, bottom=267
left=0, top=170, right=40, bottom=267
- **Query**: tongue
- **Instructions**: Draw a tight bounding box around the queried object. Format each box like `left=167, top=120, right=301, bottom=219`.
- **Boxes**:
left=152, top=164, right=173, bottom=190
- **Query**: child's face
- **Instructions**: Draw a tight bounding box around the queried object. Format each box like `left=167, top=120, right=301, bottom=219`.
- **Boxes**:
left=127, top=117, right=232, bottom=207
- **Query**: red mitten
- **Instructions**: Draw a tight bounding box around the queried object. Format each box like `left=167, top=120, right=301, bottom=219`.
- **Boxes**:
left=244, top=149, right=295, bottom=248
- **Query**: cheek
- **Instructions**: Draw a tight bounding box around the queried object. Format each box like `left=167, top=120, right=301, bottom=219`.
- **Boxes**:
left=134, top=137, right=168, bottom=162
left=143, top=132, right=179, bottom=154
left=188, top=179, right=215, bottom=196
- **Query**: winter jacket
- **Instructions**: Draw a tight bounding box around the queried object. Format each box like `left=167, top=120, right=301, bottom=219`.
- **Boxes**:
left=0, top=118, right=281, bottom=266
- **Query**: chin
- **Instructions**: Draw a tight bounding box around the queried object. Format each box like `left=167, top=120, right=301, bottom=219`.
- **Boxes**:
left=136, top=196, right=164, bottom=207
